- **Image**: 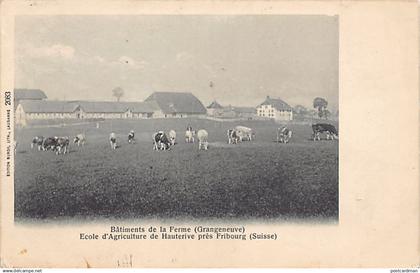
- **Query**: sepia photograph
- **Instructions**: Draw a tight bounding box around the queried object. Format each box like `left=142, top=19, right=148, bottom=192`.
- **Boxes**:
left=1, top=0, right=418, bottom=268
left=13, top=15, right=339, bottom=222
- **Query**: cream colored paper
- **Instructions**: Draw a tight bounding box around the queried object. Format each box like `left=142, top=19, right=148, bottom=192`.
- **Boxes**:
left=0, top=0, right=419, bottom=268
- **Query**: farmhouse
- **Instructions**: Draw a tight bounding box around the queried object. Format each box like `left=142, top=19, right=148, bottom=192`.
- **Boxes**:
left=145, top=92, right=207, bottom=118
left=14, top=88, right=47, bottom=108
left=256, top=96, right=293, bottom=121
left=207, top=100, right=224, bottom=117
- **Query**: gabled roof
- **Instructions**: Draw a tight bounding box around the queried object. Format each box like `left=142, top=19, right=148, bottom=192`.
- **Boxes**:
left=74, top=101, right=159, bottom=113
left=258, top=96, right=292, bottom=111
left=19, top=100, right=159, bottom=114
left=18, top=100, right=79, bottom=113
left=15, top=89, right=47, bottom=100
left=77, top=101, right=127, bottom=113
left=145, top=92, right=206, bottom=114
left=120, top=101, right=160, bottom=113
left=207, top=100, right=223, bottom=109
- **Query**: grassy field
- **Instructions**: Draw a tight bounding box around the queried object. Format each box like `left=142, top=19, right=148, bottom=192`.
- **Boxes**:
left=14, top=118, right=338, bottom=221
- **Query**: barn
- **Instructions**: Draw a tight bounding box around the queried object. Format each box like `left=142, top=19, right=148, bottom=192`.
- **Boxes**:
left=14, top=88, right=47, bottom=108
left=15, top=100, right=159, bottom=126
left=256, top=96, right=293, bottom=121
left=145, top=92, right=207, bottom=118
left=75, top=101, right=158, bottom=119
left=15, top=100, right=80, bottom=126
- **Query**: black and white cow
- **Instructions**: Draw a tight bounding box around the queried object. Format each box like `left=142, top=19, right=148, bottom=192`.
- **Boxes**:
left=128, top=130, right=135, bottom=144
left=312, top=123, right=338, bottom=141
left=277, top=126, right=292, bottom=143
left=185, top=128, right=196, bottom=143
left=235, top=126, right=254, bottom=141
left=56, top=137, right=70, bottom=155
left=168, top=130, right=176, bottom=146
left=197, top=129, right=209, bottom=150
left=227, top=129, right=239, bottom=144
left=109, top=132, right=117, bottom=149
left=153, top=131, right=171, bottom=151
left=31, top=136, right=44, bottom=151
left=42, top=137, right=58, bottom=151
left=73, top=133, right=86, bottom=146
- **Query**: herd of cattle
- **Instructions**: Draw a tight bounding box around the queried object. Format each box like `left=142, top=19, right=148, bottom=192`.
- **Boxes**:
left=22, top=123, right=338, bottom=155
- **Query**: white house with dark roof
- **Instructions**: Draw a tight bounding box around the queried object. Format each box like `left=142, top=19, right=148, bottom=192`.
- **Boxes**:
left=256, top=96, right=293, bottom=121
left=145, top=92, right=207, bottom=118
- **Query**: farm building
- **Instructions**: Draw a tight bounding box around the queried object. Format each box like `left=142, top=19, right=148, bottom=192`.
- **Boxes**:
left=74, top=101, right=158, bottom=119
left=14, top=88, right=47, bottom=108
left=207, top=100, right=224, bottom=117
left=221, top=105, right=257, bottom=119
left=145, top=92, right=207, bottom=118
left=15, top=100, right=79, bottom=126
left=15, top=100, right=159, bottom=126
left=207, top=102, right=257, bottom=119
left=256, top=96, right=293, bottom=121
left=231, top=106, right=257, bottom=119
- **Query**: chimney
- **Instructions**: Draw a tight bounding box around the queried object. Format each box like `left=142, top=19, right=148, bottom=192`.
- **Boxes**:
left=266, top=95, right=270, bottom=100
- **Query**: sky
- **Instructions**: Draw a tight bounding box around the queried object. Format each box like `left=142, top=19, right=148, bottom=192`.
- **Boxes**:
left=15, top=15, right=338, bottom=111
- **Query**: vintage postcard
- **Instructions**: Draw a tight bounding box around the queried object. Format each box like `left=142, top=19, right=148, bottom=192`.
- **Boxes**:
left=0, top=0, right=418, bottom=268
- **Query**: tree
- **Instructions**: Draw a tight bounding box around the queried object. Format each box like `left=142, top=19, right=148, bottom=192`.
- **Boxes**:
left=313, top=97, right=328, bottom=119
left=112, top=87, right=124, bottom=102
left=293, top=105, right=308, bottom=116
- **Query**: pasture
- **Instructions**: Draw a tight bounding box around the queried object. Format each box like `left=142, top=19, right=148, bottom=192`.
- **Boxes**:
left=14, top=118, right=338, bottom=221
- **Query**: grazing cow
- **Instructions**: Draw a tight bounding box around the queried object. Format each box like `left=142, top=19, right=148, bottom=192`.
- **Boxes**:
left=56, top=137, right=70, bottom=155
left=235, top=126, right=254, bottom=141
left=152, top=132, right=161, bottom=150
left=227, top=129, right=239, bottom=144
left=197, top=129, right=209, bottom=150
left=277, top=126, right=292, bottom=143
left=168, top=130, right=176, bottom=146
left=42, top=137, right=58, bottom=151
left=185, top=129, right=196, bottom=143
left=312, top=123, right=339, bottom=141
left=109, top=132, right=117, bottom=149
left=73, top=133, right=86, bottom=146
left=31, top=136, right=44, bottom=150
left=128, top=130, right=135, bottom=144
left=153, top=131, right=171, bottom=151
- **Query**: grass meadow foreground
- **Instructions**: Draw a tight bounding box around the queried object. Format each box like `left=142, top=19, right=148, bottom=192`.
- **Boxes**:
left=14, top=118, right=338, bottom=221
